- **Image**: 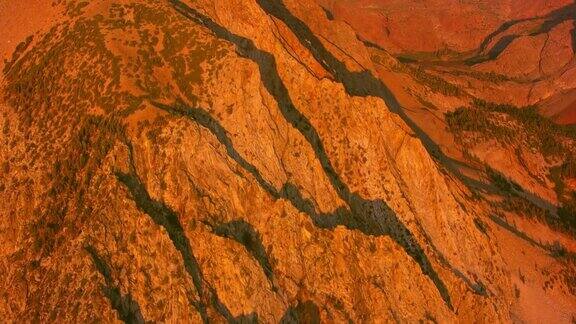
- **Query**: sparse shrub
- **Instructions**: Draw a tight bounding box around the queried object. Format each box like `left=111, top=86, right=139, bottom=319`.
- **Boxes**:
left=486, top=166, right=522, bottom=194
left=548, top=241, right=568, bottom=258
left=447, top=99, right=576, bottom=158
left=393, top=64, right=462, bottom=97
left=558, top=192, right=576, bottom=231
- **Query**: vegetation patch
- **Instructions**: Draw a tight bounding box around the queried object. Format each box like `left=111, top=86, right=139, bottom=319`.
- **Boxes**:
left=447, top=99, right=576, bottom=156
left=486, top=166, right=523, bottom=194
left=447, top=99, right=576, bottom=236
left=393, top=64, right=462, bottom=97
left=447, top=69, right=514, bottom=83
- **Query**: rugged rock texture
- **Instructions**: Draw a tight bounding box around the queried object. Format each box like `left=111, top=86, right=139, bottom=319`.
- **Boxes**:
left=316, top=0, right=573, bottom=54
left=319, top=0, right=576, bottom=112
left=0, top=0, right=575, bottom=323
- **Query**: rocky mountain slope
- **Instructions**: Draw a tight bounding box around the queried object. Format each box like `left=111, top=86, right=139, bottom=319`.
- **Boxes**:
left=0, top=0, right=574, bottom=322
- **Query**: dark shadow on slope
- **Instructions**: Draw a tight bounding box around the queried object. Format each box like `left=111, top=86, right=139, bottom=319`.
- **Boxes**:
left=469, top=3, right=576, bottom=64
left=571, top=23, right=576, bottom=54
left=249, top=0, right=494, bottom=195
left=151, top=101, right=279, bottom=199
left=85, top=245, right=146, bottom=324
left=151, top=98, right=452, bottom=309
left=204, top=220, right=276, bottom=289
left=115, top=171, right=209, bottom=322
left=488, top=215, right=544, bottom=249
left=413, top=224, right=489, bottom=297
left=531, top=5, right=575, bottom=36
left=115, top=157, right=257, bottom=323
left=488, top=214, right=576, bottom=260
left=478, top=19, right=529, bottom=54
left=320, top=6, right=334, bottom=21
left=280, top=301, right=321, bottom=324
left=486, top=215, right=576, bottom=258
left=163, top=0, right=507, bottom=308
left=171, top=0, right=486, bottom=195
left=472, top=35, right=516, bottom=64
left=357, top=36, right=386, bottom=51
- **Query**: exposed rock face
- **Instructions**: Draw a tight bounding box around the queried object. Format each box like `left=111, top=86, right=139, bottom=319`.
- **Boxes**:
left=0, top=0, right=574, bottom=323
left=319, top=0, right=576, bottom=112
left=316, top=0, right=573, bottom=54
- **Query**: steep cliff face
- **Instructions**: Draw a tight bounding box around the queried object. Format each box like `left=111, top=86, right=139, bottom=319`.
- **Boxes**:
left=0, top=0, right=574, bottom=323
left=318, top=0, right=576, bottom=113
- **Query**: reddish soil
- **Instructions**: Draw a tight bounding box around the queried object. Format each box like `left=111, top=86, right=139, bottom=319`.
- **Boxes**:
left=0, top=0, right=575, bottom=322
left=0, top=1, right=62, bottom=71
left=316, top=0, right=573, bottom=54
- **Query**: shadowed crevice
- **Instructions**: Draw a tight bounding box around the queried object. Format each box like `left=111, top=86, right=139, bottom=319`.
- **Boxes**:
left=478, top=19, right=528, bottom=54
left=414, top=224, right=489, bottom=297
left=114, top=170, right=209, bottom=322
left=474, top=35, right=516, bottom=63
left=531, top=5, right=575, bottom=35
left=250, top=0, right=495, bottom=195
left=150, top=101, right=279, bottom=199
left=85, top=245, right=146, bottom=324
left=488, top=215, right=544, bottom=249
left=150, top=97, right=452, bottom=308
left=320, top=6, right=334, bottom=21
left=169, top=0, right=352, bottom=202
left=488, top=215, right=576, bottom=258
left=204, top=220, right=276, bottom=289
left=280, top=301, right=321, bottom=324
left=115, top=158, right=257, bottom=323
left=571, top=23, right=576, bottom=54
left=469, top=3, right=576, bottom=64
left=357, top=36, right=386, bottom=51
left=167, top=0, right=461, bottom=308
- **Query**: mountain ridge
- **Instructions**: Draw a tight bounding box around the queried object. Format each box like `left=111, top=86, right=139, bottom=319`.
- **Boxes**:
left=0, top=0, right=574, bottom=322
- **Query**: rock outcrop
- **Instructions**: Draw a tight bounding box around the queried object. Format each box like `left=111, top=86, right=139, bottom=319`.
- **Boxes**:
left=0, top=0, right=574, bottom=322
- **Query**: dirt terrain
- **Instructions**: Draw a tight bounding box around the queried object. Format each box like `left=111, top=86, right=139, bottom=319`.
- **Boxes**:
left=0, top=0, right=575, bottom=322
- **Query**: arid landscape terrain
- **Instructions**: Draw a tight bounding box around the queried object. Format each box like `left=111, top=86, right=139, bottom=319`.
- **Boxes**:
left=0, top=0, right=575, bottom=322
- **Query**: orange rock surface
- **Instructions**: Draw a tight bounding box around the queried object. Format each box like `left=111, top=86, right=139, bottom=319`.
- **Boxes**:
left=0, top=0, right=575, bottom=322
